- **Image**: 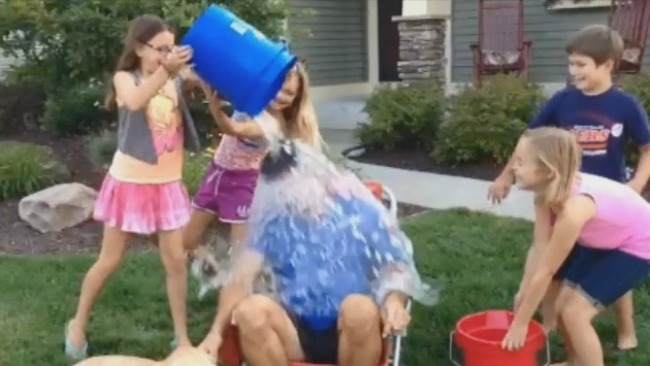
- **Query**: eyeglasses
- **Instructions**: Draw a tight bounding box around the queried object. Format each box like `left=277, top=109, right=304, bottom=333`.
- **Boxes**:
left=144, top=43, right=173, bottom=54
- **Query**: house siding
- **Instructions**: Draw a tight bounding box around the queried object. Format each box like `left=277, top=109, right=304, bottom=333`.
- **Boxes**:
left=451, top=0, right=650, bottom=83
left=288, top=0, right=368, bottom=86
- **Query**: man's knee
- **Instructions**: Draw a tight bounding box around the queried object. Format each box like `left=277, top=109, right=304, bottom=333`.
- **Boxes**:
left=339, top=295, right=381, bottom=334
left=233, top=294, right=272, bottom=331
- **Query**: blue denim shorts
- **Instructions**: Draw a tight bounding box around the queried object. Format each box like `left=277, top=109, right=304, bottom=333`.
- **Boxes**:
left=556, top=244, right=650, bottom=308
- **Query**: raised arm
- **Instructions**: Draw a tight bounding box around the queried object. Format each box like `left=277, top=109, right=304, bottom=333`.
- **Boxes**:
left=114, top=46, right=192, bottom=111
left=113, top=68, right=170, bottom=111
left=201, top=83, right=266, bottom=140
left=178, top=67, right=202, bottom=94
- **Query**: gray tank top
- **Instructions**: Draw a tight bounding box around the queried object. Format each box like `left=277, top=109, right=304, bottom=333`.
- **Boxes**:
left=115, top=72, right=201, bottom=164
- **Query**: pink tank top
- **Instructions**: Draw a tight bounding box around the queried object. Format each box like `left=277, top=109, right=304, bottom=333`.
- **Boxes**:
left=574, top=173, right=650, bottom=260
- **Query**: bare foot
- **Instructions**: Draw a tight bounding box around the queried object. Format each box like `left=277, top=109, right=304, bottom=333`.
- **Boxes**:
left=618, top=334, right=638, bottom=351
left=67, top=319, right=87, bottom=349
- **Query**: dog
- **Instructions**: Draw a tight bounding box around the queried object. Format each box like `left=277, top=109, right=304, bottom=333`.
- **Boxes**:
left=73, top=346, right=214, bottom=366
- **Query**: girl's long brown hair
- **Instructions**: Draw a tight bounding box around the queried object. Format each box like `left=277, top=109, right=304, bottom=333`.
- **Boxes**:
left=104, top=15, right=172, bottom=110
left=282, top=61, right=325, bottom=150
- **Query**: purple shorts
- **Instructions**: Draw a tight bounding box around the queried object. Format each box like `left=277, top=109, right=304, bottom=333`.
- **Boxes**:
left=192, top=162, right=259, bottom=223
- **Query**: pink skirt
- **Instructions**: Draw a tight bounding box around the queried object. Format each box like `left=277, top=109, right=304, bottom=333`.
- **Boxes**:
left=93, top=175, right=191, bottom=234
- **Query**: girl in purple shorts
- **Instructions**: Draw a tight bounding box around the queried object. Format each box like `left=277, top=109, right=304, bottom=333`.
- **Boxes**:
left=183, top=61, right=323, bottom=256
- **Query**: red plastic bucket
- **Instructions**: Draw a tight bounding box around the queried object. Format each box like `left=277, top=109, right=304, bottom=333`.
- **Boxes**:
left=450, top=310, right=548, bottom=366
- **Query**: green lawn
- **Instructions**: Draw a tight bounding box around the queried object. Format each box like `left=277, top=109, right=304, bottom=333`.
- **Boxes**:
left=1, top=209, right=649, bottom=365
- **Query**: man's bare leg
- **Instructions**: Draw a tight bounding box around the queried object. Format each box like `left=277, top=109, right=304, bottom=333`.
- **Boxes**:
left=233, top=294, right=304, bottom=366
left=338, top=295, right=383, bottom=366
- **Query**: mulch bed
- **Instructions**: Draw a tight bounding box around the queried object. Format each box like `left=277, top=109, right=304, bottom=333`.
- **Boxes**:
left=0, top=131, right=428, bottom=255
left=0, top=129, right=154, bottom=255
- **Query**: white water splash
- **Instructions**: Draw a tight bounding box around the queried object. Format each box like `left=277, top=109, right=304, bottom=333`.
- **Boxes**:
left=228, top=135, right=439, bottom=330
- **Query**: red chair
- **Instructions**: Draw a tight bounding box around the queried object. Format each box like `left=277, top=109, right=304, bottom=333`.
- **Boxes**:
left=470, top=0, right=532, bottom=85
left=216, top=181, right=411, bottom=366
left=609, top=0, right=650, bottom=76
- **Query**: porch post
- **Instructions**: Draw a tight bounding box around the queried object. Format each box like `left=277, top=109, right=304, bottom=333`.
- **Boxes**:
left=391, top=14, right=449, bottom=85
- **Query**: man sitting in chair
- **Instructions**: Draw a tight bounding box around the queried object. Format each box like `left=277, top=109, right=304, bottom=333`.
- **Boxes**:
left=197, top=140, right=437, bottom=366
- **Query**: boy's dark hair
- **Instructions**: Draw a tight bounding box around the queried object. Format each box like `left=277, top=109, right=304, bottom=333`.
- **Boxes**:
left=565, top=25, right=624, bottom=65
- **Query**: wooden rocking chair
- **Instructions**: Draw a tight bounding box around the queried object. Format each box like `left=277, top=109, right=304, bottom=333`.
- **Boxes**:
left=609, top=0, right=650, bottom=76
left=470, top=0, right=532, bottom=85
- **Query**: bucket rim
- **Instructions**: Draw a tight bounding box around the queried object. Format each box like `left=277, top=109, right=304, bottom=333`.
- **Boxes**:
left=455, top=309, right=546, bottom=347
left=239, top=52, right=298, bottom=115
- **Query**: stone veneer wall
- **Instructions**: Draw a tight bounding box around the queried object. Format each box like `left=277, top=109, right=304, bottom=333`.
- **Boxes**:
left=392, top=15, right=447, bottom=84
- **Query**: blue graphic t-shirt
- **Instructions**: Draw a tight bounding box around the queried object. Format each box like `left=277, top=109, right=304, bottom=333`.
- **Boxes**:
left=248, top=194, right=408, bottom=331
left=528, top=87, right=650, bottom=182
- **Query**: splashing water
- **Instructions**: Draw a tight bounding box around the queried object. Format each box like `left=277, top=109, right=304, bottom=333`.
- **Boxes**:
left=228, top=122, right=439, bottom=331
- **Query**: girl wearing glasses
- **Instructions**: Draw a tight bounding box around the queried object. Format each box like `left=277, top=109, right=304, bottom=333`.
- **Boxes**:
left=64, top=14, right=201, bottom=360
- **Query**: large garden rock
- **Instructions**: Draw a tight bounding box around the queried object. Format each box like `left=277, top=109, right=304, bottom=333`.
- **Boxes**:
left=18, top=183, right=98, bottom=233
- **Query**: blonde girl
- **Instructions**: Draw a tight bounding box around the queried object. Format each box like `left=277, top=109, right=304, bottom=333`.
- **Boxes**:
left=502, top=127, right=650, bottom=366
left=183, top=62, right=323, bottom=258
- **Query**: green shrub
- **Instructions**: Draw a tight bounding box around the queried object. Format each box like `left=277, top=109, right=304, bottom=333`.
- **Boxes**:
left=355, top=82, right=445, bottom=150
left=433, top=75, right=546, bottom=165
left=0, top=0, right=289, bottom=92
left=43, top=82, right=111, bottom=136
left=0, top=82, right=46, bottom=133
left=620, top=74, right=650, bottom=112
left=186, top=93, right=218, bottom=149
left=0, top=142, right=69, bottom=201
left=87, top=128, right=118, bottom=169
left=619, top=74, right=650, bottom=166
left=183, top=151, right=212, bottom=196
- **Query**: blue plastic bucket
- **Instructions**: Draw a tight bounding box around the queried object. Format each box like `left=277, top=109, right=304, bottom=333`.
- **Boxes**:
left=182, top=5, right=297, bottom=116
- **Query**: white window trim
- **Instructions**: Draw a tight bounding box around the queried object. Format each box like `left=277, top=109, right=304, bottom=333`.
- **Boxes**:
left=547, top=0, right=611, bottom=11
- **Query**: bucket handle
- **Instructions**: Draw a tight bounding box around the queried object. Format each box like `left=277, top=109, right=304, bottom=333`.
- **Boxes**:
left=448, top=330, right=551, bottom=366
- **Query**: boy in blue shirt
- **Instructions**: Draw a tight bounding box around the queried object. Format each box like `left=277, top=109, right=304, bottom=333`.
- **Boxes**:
left=489, top=25, right=650, bottom=352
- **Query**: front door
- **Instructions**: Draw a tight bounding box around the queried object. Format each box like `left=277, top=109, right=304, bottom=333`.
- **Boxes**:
left=378, top=0, right=403, bottom=81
